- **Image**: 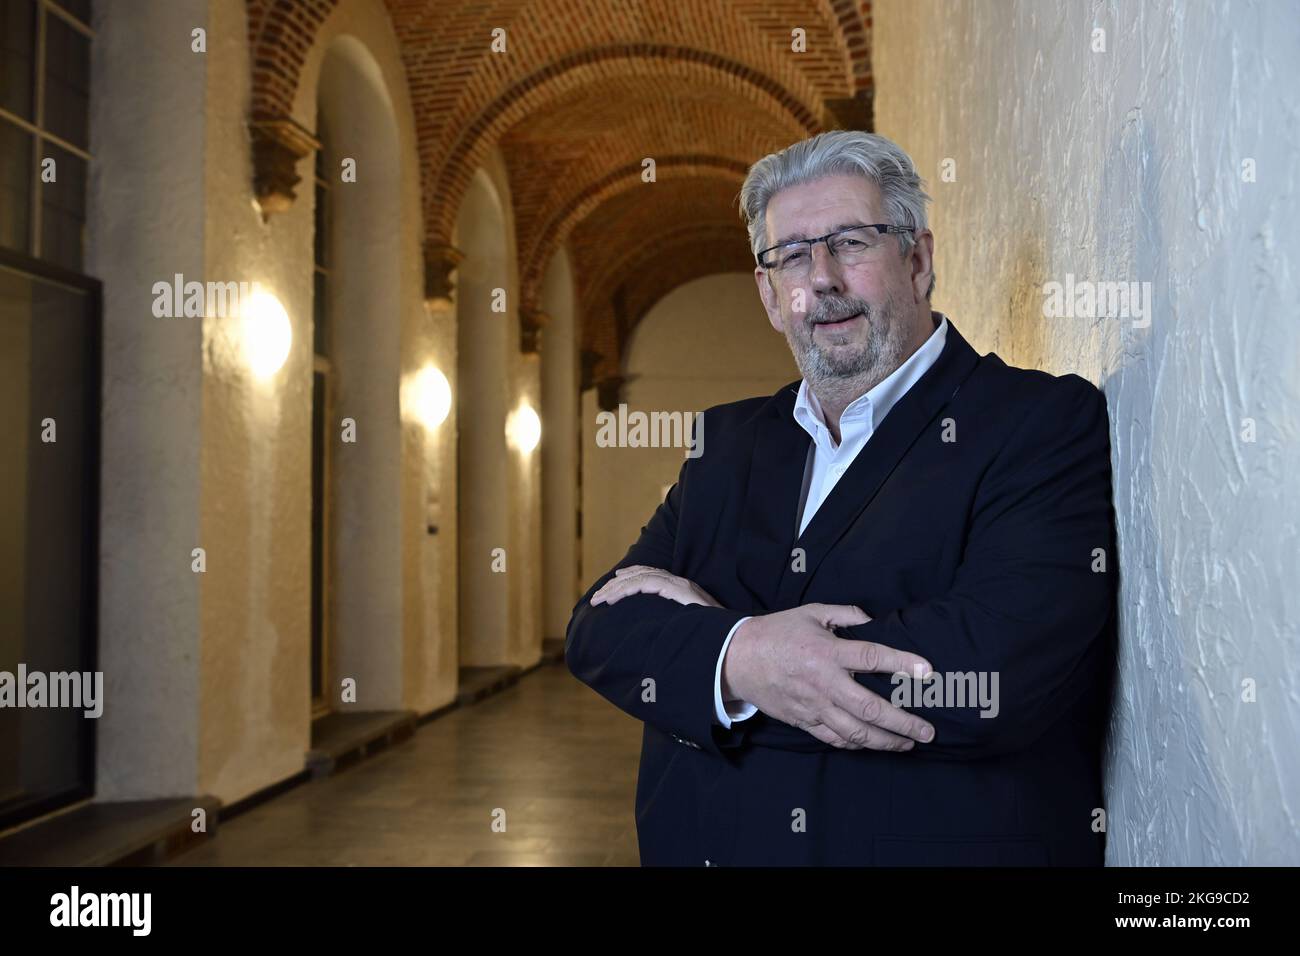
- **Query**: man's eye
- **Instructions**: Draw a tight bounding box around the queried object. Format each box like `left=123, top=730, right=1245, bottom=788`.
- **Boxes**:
left=780, top=250, right=807, bottom=266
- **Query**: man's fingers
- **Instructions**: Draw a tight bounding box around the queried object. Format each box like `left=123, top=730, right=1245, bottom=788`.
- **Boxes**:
left=591, top=569, right=693, bottom=606
left=802, top=721, right=853, bottom=750
left=815, top=706, right=916, bottom=752
left=828, top=674, right=935, bottom=743
left=596, top=568, right=661, bottom=594
left=805, top=602, right=872, bottom=630
left=592, top=570, right=656, bottom=604
left=613, top=565, right=655, bottom=577
left=836, top=639, right=933, bottom=680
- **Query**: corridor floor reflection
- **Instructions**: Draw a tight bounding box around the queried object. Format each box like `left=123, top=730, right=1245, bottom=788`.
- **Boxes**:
left=167, top=664, right=641, bottom=866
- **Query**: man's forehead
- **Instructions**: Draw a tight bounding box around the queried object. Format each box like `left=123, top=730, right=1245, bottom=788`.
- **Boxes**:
left=765, top=174, right=882, bottom=245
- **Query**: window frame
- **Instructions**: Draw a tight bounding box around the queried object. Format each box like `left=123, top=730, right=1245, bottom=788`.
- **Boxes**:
left=0, top=242, right=102, bottom=833
left=0, top=0, right=94, bottom=267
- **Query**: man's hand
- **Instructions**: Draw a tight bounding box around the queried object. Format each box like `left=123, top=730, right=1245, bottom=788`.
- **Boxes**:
left=587, top=569, right=933, bottom=751
left=589, top=565, right=723, bottom=608
left=722, top=604, right=936, bottom=751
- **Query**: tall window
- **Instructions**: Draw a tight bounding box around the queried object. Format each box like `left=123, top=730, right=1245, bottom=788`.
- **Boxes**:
left=0, top=0, right=98, bottom=830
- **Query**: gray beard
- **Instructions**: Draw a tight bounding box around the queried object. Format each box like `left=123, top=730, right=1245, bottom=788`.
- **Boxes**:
left=785, top=296, right=909, bottom=403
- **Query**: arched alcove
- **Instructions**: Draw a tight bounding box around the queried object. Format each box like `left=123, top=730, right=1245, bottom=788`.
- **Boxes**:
left=314, top=34, right=405, bottom=710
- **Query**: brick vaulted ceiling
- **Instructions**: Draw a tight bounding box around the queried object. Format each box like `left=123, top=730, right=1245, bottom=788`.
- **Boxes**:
left=246, top=0, right=874, bottom=389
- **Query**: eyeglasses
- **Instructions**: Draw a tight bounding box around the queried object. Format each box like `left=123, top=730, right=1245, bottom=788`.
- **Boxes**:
left=757, top=223, right=913, bottom=276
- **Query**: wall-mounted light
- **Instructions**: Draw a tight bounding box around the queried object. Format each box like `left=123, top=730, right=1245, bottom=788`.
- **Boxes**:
left=413, top=365, right=453, bottom=429
left=241, top=286, right=292, bottom=379
left=507, top=402, right=541, bottom=453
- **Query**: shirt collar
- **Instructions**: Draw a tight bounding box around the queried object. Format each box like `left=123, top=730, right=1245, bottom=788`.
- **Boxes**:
left=793, top=311, right=950, bottom=441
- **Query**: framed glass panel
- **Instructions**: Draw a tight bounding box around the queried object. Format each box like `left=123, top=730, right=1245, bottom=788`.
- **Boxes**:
left=0, top=0, right=36, bottom=121
left=38, top=139, right=85, bottom=271
left=41, top=6, right=91, bottom=152
left=0, top=251, right=99, bottom=831
left=0, top=121, right=33, bottom=254
left=49, top=0, right=91, bottom=25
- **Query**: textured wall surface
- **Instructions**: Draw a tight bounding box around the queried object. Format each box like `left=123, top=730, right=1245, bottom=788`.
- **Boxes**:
left=89, top=0, right=208, bottom=799
left=540, top=247, right=579, bottom=640
left=874, top=0, right=1299, bottom=864
left=197, top=0, right=439, bottom=804
left=90, top=0, right=447, bottom=807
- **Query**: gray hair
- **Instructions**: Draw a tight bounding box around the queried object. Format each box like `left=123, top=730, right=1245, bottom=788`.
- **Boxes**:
left=738, top=130, right=936, bottom=298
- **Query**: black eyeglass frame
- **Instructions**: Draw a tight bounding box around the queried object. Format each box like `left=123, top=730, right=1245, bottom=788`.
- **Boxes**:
left=756, top=223, right=914, bottom=270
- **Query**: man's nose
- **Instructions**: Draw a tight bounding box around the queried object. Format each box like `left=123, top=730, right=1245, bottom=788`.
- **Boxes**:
left=807, top=241, right=844, bottom=295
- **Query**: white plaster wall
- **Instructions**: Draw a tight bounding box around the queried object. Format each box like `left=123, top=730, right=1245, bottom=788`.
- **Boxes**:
left=418, top=296, right=460, bottom=711
left=454, top=169, right=512, bottom=667
left=90, top=0, right=436, bottom=806
left=89, top=0, right=208, bottom=799
left=540, top=246, right=579, bottom=640
left=873, top=0, right=1300, bottom=864
left=196, top=0, right=435, bottom=803
left=315, top=37, right=404, bottom=713
left=582, top=272, right=797, bottom=582
left=454, top=153, right=543, bottom=670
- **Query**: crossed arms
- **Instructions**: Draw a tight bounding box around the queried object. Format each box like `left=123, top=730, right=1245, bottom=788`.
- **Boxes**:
left=565, top=378, right=1114, bottom=761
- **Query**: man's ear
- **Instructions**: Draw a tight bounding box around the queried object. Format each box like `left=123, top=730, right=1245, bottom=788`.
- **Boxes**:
left=754, top=266, right=784, bottom=333
left=909, top=229, right=935, bottom=304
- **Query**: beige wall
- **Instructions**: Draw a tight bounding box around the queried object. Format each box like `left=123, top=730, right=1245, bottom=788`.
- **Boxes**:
left=872, top=0, right=1300, bottom=864
left=91, top=0, right=207, bottom=799
left=581, top=271, right=797, bottom=584
left=91, top=0, right=451, bottom=807
left=454, top=155, right=544, bottom=670
left=540, top=247, right=579, bottom=640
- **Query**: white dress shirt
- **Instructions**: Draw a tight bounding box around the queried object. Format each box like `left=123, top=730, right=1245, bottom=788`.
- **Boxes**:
left=712, top=313, right=950, bottom=726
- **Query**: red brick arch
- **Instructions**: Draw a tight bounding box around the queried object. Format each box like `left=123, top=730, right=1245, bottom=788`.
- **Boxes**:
left=242, top=0, right=875, bottom=384
left=518, top=156, right=750, bottom=312
left=423, top=45, right=825, bottom=244
left=246, top=0, right=339, bottom=122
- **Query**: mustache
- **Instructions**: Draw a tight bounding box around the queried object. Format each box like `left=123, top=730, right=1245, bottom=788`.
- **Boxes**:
left=808, top=299, right=871, bottom=325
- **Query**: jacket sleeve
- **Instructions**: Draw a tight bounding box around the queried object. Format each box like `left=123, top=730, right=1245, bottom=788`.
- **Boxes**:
left=843, top=376, right=1117, bottom=759
left=564, top=411, right=751, bottom=759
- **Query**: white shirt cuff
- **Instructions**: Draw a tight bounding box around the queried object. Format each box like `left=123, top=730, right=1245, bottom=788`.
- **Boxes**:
left=714, top=616, right=759, bottom=727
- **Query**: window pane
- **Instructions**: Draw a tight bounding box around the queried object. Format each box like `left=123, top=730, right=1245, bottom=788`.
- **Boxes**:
left=0, top=120, right=33, bottom=255
left=39, top=139, right=85, bottom=271
left=0, top=0, right=36, bottom=121
left=0, top=263, right=97, bottom=828
left=41, top=8, right=90, bottom=150
left=49, top=0, right=91, bottom=26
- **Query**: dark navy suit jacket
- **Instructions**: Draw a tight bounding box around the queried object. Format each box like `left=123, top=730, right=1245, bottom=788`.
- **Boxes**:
left=566, top=318, right=1117, bottom=866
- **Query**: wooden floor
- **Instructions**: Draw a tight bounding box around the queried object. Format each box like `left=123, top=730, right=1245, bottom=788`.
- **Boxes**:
left=167, top=661, right=643, bottom=866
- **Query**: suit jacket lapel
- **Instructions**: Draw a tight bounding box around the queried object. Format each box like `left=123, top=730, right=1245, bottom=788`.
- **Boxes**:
left=734, top=381, right=809, bottom=610
left=769, top=319, right=977, bottom=606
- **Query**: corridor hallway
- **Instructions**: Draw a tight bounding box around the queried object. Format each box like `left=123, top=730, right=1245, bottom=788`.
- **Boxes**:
left=168, top=664, right=640, bottom=866
left=0, top=0, right=1295, bottom=876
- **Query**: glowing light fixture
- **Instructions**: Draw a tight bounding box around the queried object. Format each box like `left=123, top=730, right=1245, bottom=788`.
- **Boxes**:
left=508, top=402, right=542, bottom=453
left=242, top=286, right=292, bottom=379
left=414, top=366, right=453, bottom=428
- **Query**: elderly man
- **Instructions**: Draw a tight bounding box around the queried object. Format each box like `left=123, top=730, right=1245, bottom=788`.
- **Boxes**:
left=566, top=130, right=1117, bottom=866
